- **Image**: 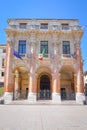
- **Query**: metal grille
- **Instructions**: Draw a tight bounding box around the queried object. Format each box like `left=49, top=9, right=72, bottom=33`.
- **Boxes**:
left=37, top=90, right=52, bottom=100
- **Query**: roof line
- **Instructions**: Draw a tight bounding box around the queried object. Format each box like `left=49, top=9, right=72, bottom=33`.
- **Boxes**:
left=7, top=18, right=78, bottom=21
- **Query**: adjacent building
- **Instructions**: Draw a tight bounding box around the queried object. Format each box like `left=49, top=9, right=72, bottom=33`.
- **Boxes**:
left=84, top=71, right=87, bottom=97
left=0, top=44, right=6, bottom=87
left=4, top=19, right=85, bottom=104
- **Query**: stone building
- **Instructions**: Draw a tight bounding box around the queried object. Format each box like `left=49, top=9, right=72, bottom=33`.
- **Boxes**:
left=84, top=71, right=87, bottom=86
left=84, top=71, right=87, bottom=98
left=4, top=19, right=85, bottom=104
left=0, top=44, right=6, bottom=87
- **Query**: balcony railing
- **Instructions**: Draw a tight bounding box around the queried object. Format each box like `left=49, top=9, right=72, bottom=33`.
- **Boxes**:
left=38, top=53, right=50, bottom=59
left=61, top=54, right=71, bottom=58
left=8, top=25, right=83, bottom=32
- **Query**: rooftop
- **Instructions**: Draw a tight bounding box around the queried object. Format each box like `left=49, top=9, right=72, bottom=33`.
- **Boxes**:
left=7, top=18, right=79, bottom=22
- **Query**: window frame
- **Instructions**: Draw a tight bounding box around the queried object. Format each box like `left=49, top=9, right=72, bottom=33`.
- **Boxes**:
left=18, top=40, right=26, bottom=54
left=1, top=72, right=4, bottom=77
left=2, top=58, right=5, bottom=67
left=40, top=41, right=48, bottom=57
left=40, top=23, right=48, bottom=29
left=62, top=41, right=70, bottom=54
left=62, top=24, right=69, bottom=30
left=19, top=23, right=27, bottom=29
left=3, top=48, right=6, bottom=53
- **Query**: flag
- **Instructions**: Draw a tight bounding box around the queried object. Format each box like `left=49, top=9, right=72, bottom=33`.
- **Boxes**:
left=42, top=48, right=45, bottom=57
left=13, top=50, right=22, bottom=60
left=71, top=52, right=77, bottom=59
left=38, top=49, right=46, bottom=60
left=38, top=54, right=43, bottom=60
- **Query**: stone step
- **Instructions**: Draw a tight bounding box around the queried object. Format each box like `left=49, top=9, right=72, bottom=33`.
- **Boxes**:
left=8, top=100, right=79, bottom=105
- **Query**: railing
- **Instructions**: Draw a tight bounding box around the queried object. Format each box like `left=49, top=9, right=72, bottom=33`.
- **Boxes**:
left=37, top=90, right=52, bottom=100
left=8, top=25, right=83, bottom=31
left=13, top=90, right=28, bottom=100
left=61, top=54, right=71, bottom=58
left=20, top=53, right=26, bottom=58
left=38, top=53, right=50, bottom=59
left=13, top=53, right=30, bottom=60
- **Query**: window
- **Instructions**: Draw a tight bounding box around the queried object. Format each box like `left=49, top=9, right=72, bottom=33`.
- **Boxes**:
left=63, top=41, right=70, bottom=54
left=3, top=48, right=6, bottom=53
left=2, top=59, right=5, bottom=67
left=18, top=40, right=26, bottom=54
left=1, top=72, right=4, bottom=77
left=62, top=24, right=69, bottom=30
left=19, top=23, right=27, bottom=29
left=40, top=23, right=48, bottom=29
left=40, top=41, right=48, bottom=57
left=0, top=83, right=4, bottom=87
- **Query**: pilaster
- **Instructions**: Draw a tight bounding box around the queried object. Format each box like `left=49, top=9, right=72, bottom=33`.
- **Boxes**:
left=4, top=40, right=14, bottom=104
left=52, top=72, right=61, bottom=103
left=75, top=43, right=85, bottom=104
left=28, top=42, right=37, bottom=102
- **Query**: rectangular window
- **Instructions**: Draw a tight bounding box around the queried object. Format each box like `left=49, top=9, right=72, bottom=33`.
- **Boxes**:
left=40, top=41, right=48, bottom=57
left=19, top=23, right=27, bottom=29
left=40, top=23, right=48, bottom=29
left=1, top=72, right=4, bottom=77
left=63, top=41, right=70, bottom=54
left=18, top=40, right=26, bottom=54
left=0, top=83, right=4, bottom=87
left=62, top=24, right=69, bottom=30
left=2, top=59, right=5, bottom=67
left=3, top=48, right=6, bottom=53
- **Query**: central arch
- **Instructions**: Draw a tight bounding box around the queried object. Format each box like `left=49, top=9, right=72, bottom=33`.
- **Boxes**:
left=37, top=73, right=52, bottom=100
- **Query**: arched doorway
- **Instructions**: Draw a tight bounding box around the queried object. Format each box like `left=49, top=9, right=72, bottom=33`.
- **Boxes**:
left=13, top=66, right=29, bottom=100
left=60, top=66, right=76, bottom=100
left=37, top=74, right=52, bottom=100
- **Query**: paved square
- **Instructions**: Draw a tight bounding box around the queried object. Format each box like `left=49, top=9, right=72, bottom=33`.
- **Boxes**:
left=0, top=104, right=87, bottom=130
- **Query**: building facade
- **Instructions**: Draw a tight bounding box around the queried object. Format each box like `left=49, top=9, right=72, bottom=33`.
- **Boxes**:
left=84, top=72, right=87, bottom=86
left=0, top=44, right=6, bottom=87
left=84, top=71, right=87, bottom=98
left=4, top=19, right=85, bottom=104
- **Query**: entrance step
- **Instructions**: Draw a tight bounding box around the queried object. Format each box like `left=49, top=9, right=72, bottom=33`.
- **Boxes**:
left=61, top=100, right=77, bottom=105
left=8, top=100, right=79, bottom=105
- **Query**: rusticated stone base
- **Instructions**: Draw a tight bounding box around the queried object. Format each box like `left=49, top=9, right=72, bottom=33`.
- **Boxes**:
left=28, top=92, right=37, bottom=102
left=76, top=93, right=85, bottom=104
left=52, top=93, right=61, bottom=103
left=4, top=92, right=13, bottom=104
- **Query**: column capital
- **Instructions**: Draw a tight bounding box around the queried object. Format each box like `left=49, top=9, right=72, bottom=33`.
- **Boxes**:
left=74, top=42, right=80, bottom=49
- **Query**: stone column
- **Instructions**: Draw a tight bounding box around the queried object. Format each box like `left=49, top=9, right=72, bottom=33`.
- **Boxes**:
left=75, top=44, right=85, bottom=104
left=52, top=72, right=61, bottom=103
left=74, top=74, right=77, bottom=92
left=52, top=42, right=61, bottom=103
left=28, top=42, right=37, bottom=102
left=14, top=70, right=20, bottom=100
left=4, top=40, right=14, bottom=104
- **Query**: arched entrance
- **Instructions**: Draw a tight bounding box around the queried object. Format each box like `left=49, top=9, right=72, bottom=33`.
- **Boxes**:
left=37, top=74, right=52, bottom=100
left=60, top=66, right=76, bottom=100
left=13, top=66, right=29, bottom=100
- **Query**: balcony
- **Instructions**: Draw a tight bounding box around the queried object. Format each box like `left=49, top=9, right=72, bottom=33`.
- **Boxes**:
left=61, top=54, right=71, bottom=59
left=61, top=54, right=75, bottom=65
left=20, top=54, right=30, bottom=59
left=14, top=53, right=29, bottom=60
left=7, top=24, right=83, bottom=34
left=38, top=53, right=51, bottom=65
left=38, top=53, right=50, bottom=59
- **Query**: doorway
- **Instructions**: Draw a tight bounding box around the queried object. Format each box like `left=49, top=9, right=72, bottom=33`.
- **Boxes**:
left=61, top=88, right=66, bottom=100
left=38, top=75, right=51, bottom=100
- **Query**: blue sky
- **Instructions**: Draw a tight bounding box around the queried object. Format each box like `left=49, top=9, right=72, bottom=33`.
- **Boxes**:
left=0, top=0, right=87, bottom=71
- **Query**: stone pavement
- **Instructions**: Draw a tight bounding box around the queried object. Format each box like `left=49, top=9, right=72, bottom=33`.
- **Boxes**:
left=0, top=104, right=87, bottom=130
